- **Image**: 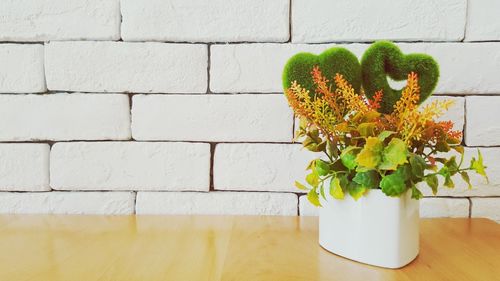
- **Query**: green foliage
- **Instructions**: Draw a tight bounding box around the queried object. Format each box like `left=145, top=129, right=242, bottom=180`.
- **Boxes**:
left=361, top=41, right=440, bottom=113
left=282, top=47, right=362, bottom=96
left=379, top=138, right=409, bottom=170
left=380, top=165, right=410, bottom=197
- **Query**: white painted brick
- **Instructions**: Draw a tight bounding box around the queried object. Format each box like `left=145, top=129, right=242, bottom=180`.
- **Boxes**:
left=300, top=196, right=469, bottom=218
left=420, top=198, right=469, bottom=218
left=292, top=0, right=466, bottom=43
left=0, top=0, right=120, bottom=41
left=132, top=94, right=293, bottom=142
left=121, top=0, right=288, bottom=42
left=465, top=0, right=500, bottom=41
left=299, top=195, right=317, bottom=216
left=471, top=198, right=500, bottom=223
left=0, top=192, right=134, bottom=215
left=0, top=94, right=130, bottom=141
left=423, top=96, right=464, bottom=132
left=0, top=144, right=49, bottom=191
left=420, top=148, right=500, bottom=197
left=210, top=43, right=366, bottom=93
left=214, top=144, right=315, bottom=192
left=45, top=42, right=207, bottom=93
left=0, top=44, right=45, bottom=93
left=465, top=96, right=500, bottom=146
left=211, top=43, right=500, bottom=94
left=136, top=192, right=298, bottom=215
left=50, top=142, right=210, bottom=191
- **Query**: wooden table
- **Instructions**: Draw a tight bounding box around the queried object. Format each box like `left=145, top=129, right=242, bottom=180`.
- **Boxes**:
left=0, top=215, right=499, bottom=281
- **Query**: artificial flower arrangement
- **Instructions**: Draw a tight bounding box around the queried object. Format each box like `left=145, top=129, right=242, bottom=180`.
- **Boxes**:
left=282, top=41, right=488, bottom=206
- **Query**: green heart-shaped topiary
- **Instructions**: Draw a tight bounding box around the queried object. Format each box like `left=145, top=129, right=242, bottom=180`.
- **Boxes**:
left=361, top=41, right=440, bottom=114
left=282, top=47, right=361, bottom=95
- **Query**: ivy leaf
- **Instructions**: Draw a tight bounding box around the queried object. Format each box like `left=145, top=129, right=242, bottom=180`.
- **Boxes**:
left=425, top=174, right=439, bottom=195
left=409, top=154, right=426, bottom=179
left=411, top=184, right=423, bottom=199
left=356, top=137, right=383, bottom=169
left=306, top=159, right=316, bottom=171
left=471, top=150, right=488, bottom=182
left=347, top=181, right=367, bottom=201
left=439, top=167, right=454, bottom=188
left=305, top=170, right=319, bottom=188
left=319, top=183, right=326, bottom=200
left=315, top=159, right=330, bottom=176
left=445, top=156, right=459, bottom=175
left=340, top=146, right=359, bottom=170
left=358, top=123, right=377, bottom=137
left=307, top=188, right=321, bottom=207
left=295, top=181, right=308, bottom=191
left=460, top=172, right=472, bottom=189
left=380, top=165, right=409, bottom=197
left=352, top=170, right=380, bottom=189
left=379, top=138, right=408, bottom=170
left=378, top=130, right=395, bottom=142
left=329, top=177, right=345, bottom=200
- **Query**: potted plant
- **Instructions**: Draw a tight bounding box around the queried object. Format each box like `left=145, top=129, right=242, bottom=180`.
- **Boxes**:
left=282, top=41, right=488, bottom=269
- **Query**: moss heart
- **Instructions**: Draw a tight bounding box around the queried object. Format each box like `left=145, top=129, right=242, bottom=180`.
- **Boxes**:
left=361, top=41, right=439, bottom=114
left=282, top=47, right=361, bottom=95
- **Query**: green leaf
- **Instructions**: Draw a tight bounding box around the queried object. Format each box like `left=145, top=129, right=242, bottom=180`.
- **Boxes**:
left=409, top=154, right=426, bottom=179
left=471, top=150, right=488, bottom=181
left=352, top=170, right=380, bottom=189
left=411, top=185, right=423, bottom=199
left=445, top=156, right=459, bottom=175
left=329, top=177, right=345, bottom=200
left=307, top=189, right=321, bottom=207
left=319, top=183, right=326, bottom=200
left=425, top=174, right=439, bottom=195
left=380, top=165, right=409, bottom=197
left=378, top=130, right=395, bottom=142
left=356, top=137, right=383, bottom=169
left=315, top=159, right=330, bottom=176
left=340, top=146, right=359, bottom=170
left=347, top=181, right=367, bottom=201
left=306, top=159, right=316, bottom=171
left=379, top=138, right=408, bottom=170
left=295, top=181, right=308, bottom=191
left=460, top=172, right=472, bottom=189
left=439, top=167, right=454, bottom=188
left=305, top=170, right=319, bottom=188
left=358, top=123, right=377, bottom=137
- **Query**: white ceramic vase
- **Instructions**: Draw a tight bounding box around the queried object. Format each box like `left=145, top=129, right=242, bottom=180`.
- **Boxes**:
left=319, top=189, right=419, bottom=269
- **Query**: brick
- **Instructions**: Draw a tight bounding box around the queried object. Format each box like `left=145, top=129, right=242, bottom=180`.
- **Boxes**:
left=0, top=44, right=45, bottom=93
left=211, top=43, right=500, bottom=94
left=420, top=148, right=499, bottom=197
left=131, top=94, right=293, bottom=142
left=292, top=0, right=466, bottom=43
left=471, top=198, right=500, bottom=223
left=419, top=198, right=469, bottom=218
left=0, top=94, right=130, bottom=141
left=0, top=192, right=134, bottom=215
left=121, top=0, right=288, bottom=42
left=136, top=192, right=298, bottom=215
left=0, top=0, right=120, bottom=41
left=0, top=144, right=49, bottom=191
left=50, top=142, right=210, bottom=191
left=214, top=144, right=315, bottom=192
left=299, top=195, right=317, bottom=216
left=465, top=0, right=500, bottom=41
left=424, top=96, right=464, bottom=132
left=45, top=42, right=207, bottom=93
left=465, top=96, right=500, bottom=146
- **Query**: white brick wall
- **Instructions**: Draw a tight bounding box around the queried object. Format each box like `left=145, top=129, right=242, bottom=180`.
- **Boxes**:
left=0, top=94, right=130, bottom=141
left=0, top=0, right=120, bottom=41
left=136, top=192, right=297, bottom=216
left=131, top=94, right=293, bottom=142
left=0, top=0, right=498, bottom=220
left=0, top=44, right=46, bottom=93
left=0, top=144, right=49, bottom=191
left=45, top=42, right=208, bottom=93
left=0, top=192, right=134, bottom=215
left=214, top=143, right=315, bottom=192
left=121, top=0, right=289, bottom=42
left=51, top=142, right=210, bottom=191
left=292, top=0, right=467, bottom=43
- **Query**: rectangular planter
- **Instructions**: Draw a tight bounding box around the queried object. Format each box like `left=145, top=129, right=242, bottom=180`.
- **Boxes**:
left=319, top=189, right=419, bottom=268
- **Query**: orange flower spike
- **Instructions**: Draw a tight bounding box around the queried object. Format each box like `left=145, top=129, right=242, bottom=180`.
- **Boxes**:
left=368, top=90, right=383, bottom=110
